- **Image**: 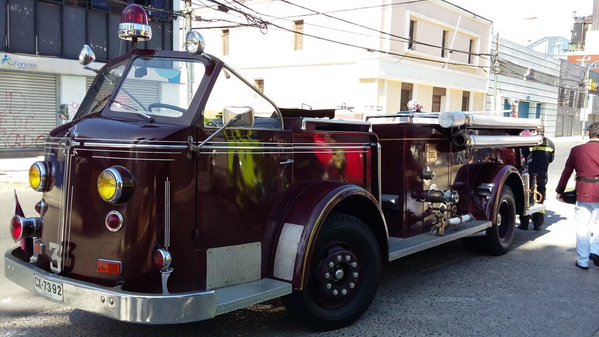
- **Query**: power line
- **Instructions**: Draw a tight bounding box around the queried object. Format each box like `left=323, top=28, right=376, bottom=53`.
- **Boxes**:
left=191, top=0, right=491, bottom=68
left=277, top=0, right=490, bottom=57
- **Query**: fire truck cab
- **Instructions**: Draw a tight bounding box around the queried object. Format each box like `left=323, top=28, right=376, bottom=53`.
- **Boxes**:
left=5, top=4, right=545, bottom=331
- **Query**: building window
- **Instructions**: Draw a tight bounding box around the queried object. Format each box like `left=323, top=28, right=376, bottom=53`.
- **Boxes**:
left=432, top=87, right=446, bottom=112
left=254, top=79, right=264, bottom=93
left=468, top=39, right=475, bottom=64
left=558, top=87, right=566, bottom=106
left=461, top=91, right=470, bottom=111
left=222, top=29, right=229, bottom=56
left=294, top=20, right=304, bottom=50
left=408, top=20, right=416, bottom=50
left=441, top=30, right=448, bottom=57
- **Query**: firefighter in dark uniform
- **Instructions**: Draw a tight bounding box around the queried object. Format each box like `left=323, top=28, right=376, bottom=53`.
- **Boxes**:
left=519, top=133, right=555, bottom=230
left=556, top=122, right=599, bottom=270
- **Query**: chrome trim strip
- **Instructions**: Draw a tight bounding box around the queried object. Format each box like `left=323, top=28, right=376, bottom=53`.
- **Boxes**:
left=301, top=118, right=371, bottom=130
left=65, top=185, right=74, bottom=269
left=164, top=178, right=171, bottom=249
left=92, top=156, right=176, bottom=162
left=80, top=148, right=182, bottom=155
left=377, top=143, right=382, bottom=207
left=83, top=143, right=189, bottom=150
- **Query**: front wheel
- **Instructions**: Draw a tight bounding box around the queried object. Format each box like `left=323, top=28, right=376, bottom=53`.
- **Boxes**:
left=283, top=213, right=381, bottom=330
left=486, top=185, right=516, bottom=255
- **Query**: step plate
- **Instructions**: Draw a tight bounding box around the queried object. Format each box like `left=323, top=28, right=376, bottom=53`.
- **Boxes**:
left=388, top=220, right=493, bottom=261
left=215, top=278, right=291, bottom=316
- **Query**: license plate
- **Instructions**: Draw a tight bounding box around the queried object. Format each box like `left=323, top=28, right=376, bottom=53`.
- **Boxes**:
left=33, top=274, right=64, bottom=302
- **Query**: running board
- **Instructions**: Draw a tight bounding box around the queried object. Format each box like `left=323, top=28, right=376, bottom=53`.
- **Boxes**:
left=215, top=278, right=291, bottom=316
left=387, top=220, right=493, bottom=261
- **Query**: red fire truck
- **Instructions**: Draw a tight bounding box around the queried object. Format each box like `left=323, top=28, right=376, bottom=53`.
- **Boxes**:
left=5, top=4, right=545, bottom=331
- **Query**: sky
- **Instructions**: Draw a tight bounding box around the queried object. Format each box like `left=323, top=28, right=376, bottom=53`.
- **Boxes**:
left=448, top=0, right=594, bottom=46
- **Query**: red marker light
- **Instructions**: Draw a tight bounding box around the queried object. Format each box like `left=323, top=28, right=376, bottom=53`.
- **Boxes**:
left=10, top=216, right=23, bottom=241
left=105, top=211, right=124, bottom=232
left=10, top=215, right=42, bottom=241
left=97, top=259, right=122, bottom=276
left=118, top=4, right=152, bottom=41
left=121, top=4, right=148, bottom=26
left=153, top=249, right=172, bottom=272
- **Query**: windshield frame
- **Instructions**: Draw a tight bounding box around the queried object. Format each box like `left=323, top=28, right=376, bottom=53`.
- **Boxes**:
left=75, top=50, right=212, bottom=127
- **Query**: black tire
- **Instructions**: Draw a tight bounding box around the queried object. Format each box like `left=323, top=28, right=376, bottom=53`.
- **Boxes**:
left=283, top=213, right=381, bottom=330
left=532, top=212, right=544, bottom=229
left=486, top=185, right=516, bottom=255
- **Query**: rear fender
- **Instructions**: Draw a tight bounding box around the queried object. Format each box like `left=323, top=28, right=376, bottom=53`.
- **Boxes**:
left=271, top=182, right=388, bottom=290
left=469, top=164, right=524, bottom=221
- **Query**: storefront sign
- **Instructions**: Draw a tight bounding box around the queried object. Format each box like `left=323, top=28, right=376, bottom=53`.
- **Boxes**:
left=1, top=54, right=38, bottom=70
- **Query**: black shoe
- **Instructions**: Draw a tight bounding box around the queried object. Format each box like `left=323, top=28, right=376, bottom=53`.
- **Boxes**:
left=576, top=262, right=589, bottom=270
left=517, top=224, right=528, bottom=230
left=533, top=225, right=542, bottom=231
left=590, top=253, right=599, bottom=267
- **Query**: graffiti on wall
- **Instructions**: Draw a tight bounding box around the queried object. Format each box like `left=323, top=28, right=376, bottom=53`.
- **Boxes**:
left=0, top=90, right=46, bottom=149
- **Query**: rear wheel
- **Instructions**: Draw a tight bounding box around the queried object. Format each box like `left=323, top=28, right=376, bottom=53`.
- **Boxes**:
left=284, top=213, right=381, bottom=330
left=486, top=185, right=516, bottom=255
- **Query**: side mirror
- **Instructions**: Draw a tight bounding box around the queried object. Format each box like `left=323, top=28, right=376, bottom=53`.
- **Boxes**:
left=79, top=45, right=96, bottom=66
left=223, top=107, right=254, bottom=127
left=58, top=104, right=69, bottom=120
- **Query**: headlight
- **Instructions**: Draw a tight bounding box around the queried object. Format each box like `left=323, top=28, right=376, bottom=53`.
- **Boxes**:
left=29, top=161, right=49, bottom=192
left=97, top=166, right=134, bottom=204
left=185, top=31, right=205, bottom=55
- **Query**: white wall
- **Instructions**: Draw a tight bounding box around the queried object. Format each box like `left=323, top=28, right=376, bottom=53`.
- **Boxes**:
left=59, top=75, right=87, bottom=121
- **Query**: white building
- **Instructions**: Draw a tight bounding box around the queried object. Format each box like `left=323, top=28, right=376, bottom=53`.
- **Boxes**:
left=189, top=0, right=492, bottom=118
left=487, top=37, right=560, bottom=137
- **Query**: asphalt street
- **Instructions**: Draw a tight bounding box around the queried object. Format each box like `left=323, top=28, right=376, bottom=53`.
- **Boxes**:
left=1, top=137, right=598, bottom=337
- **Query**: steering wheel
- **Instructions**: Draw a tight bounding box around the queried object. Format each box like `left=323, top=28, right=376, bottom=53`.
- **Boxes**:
left=147, top=103, right=186, bottom=114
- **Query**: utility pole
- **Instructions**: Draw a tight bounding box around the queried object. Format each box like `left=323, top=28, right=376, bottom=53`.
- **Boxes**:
left=181, top=0, right=194, bottom=103
left=183, top=0, right=193, bottom=35
left=492, top=33, right=501, bottom=116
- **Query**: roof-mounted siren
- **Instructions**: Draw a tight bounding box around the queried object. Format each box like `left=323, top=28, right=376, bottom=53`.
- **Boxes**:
left=185, top=31, right=206, bottom=55
left=118, top=4, right=152, bottom=49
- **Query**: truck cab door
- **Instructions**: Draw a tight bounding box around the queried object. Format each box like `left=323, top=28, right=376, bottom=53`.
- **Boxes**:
left=195, top=66, right=292, bottom=252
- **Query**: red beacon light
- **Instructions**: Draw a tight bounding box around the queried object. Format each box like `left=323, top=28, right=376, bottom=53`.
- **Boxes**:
left=118, top=4, right=152, bottom=43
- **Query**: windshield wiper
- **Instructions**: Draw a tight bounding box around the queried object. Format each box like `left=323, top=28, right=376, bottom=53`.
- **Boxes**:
left=90, top=94, right=112, bottom=114
left=108, top=98, right=154, bottom=123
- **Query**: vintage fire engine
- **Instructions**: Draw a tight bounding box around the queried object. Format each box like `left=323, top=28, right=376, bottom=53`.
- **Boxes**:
left=5, top=4, right=545, bottom=330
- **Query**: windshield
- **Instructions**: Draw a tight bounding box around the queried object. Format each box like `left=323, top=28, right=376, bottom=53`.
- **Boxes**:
left=77, top=56, right=205, bottom=126
left=77, top=59, right=128, bottom=118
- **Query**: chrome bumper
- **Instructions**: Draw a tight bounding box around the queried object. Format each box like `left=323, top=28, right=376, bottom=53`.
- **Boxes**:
left=4, top=248, right=216, bottom=324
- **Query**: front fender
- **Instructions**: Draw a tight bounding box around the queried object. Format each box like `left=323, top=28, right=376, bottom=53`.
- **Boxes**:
left=271, top=182, right=387, bottom=290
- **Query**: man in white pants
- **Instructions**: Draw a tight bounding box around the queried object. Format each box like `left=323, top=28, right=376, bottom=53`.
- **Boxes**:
left=556, top=122, right=599, bottom=270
